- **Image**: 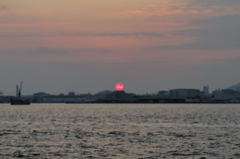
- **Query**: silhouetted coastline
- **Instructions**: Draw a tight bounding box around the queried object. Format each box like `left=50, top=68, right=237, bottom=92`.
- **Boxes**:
left=1, top=87, right=240, bottom=104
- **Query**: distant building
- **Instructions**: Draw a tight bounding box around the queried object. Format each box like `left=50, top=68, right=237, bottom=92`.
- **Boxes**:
left=158, top=90, right=169, bottom=97
left=33, top=92, right=51, bottom=97
left=96, top=91, right=137, bottom=103
left=94, top=90, right=113, bottom=100
left=170, top=89, right=201, bottom=98
left=59, top=93, right=65, bottom=97
left=68, top=92, right=76, bottom=96
left=212, top=89, right=240, bottom=101
left=202, top=85, right=210, bottom=95
left=0, top=91, right=8, bottom=103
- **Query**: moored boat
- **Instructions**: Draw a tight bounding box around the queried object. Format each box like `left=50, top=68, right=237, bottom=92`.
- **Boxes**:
left=10, top=98, right=31, bottom=105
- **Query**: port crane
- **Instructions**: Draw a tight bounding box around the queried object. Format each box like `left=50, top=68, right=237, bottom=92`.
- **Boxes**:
left=16, top=81, right=23, bottom=97
left=11, top=81, right=31, bottom=105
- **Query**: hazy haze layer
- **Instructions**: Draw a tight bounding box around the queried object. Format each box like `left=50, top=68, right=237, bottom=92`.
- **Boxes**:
left=0, top=0, right=240, bottom=94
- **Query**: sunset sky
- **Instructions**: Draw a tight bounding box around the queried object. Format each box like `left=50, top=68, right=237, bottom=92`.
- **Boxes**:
left=0, top=0, right=240, bottom=94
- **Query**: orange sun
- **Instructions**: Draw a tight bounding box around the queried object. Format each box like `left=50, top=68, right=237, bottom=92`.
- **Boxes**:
left=115, top=83, right=125, bottom=91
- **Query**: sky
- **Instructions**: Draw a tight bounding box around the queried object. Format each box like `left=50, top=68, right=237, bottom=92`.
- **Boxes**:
left=0, top=0, right=240, bottom=95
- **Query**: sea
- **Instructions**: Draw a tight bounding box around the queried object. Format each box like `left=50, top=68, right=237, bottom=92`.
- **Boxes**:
left=0, top=104, right=240, bottom=159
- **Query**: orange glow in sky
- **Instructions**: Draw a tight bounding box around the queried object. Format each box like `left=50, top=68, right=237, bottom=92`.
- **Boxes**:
left=0, top=0, right=240, bottom=94
left=115, top=83, right=125, bottom=91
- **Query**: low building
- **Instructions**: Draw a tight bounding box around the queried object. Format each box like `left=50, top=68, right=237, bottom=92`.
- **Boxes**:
left=212, top=89, right=240, bottom=101
left=158, top=90, right=169, bottom=97
left=170, top=89, right=201, bottom=98
left=202, top=85, right=210, bottom=96
left=33, top=92, right=51, bottom=97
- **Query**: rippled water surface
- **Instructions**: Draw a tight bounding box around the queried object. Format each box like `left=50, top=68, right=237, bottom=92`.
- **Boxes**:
left=0, top=104, right=240, bottom=159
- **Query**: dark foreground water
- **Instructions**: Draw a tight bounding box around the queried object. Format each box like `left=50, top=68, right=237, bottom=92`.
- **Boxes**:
left=0, top=104, right=240, bottom=159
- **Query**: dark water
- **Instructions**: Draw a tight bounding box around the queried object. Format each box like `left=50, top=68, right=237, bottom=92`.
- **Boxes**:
left=0, top=104, right=240, bottom=159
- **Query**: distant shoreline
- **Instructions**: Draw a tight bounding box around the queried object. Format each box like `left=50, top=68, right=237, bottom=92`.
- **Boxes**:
left=1, top=102, right=240, bottom=104
left=1, top=89, right=240, bottom=104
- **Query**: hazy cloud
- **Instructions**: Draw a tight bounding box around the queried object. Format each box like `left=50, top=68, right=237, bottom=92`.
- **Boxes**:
left=0, top=32, right=164, bottom=38
left=193, top=0, right=240, bottom=6
left=0, top=5, right=7, bottom=10
left=122, top=5, right=240, bottom=18
left=0, top=47, right=113, bottom=55
left=159, top=15, right=240, bottom=50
